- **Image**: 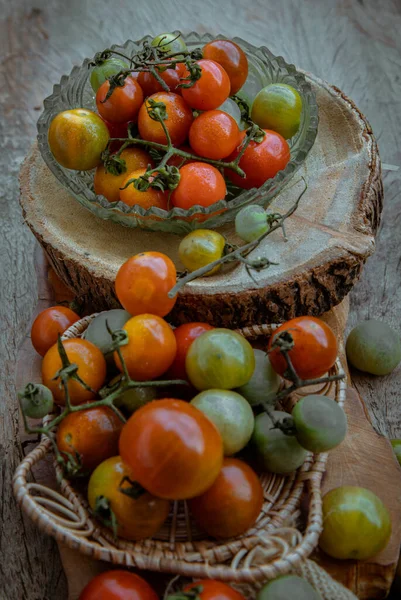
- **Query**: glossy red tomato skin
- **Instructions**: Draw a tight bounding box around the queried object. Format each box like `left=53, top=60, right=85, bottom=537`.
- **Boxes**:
left=79, top=570, right=158, bottom=600
left=188, top=458, right=264, bottom=538
left=119, top=398, right=224, bottom=500
left=181, top=59, right=231, bottom=110
left=203, top=40, right=248, bottom=94
left=171, top=162, right=227, bottom=210
left=184, top=580, right=245, bottom=600
left=115, top=251, right=177, bottom=317
left=227, top=130, right=290, bottom=189
left=268, top=316, right=338, bottom=380
left=168, top=322, right=214, bottom=380
left=138, top=92, right=193, bottom=146
left=138, top=68, right=180, bottom=96
left=189, top=110, right=240, bottom=160
left=96, top=76, right=144, bottom=124
left=31, top=306, right=80, bottom=357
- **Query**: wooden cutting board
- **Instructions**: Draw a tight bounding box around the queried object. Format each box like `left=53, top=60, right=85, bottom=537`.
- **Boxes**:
left=15, top=247, right=401, bottom=600
left=19, top=74, right=383, bottom=327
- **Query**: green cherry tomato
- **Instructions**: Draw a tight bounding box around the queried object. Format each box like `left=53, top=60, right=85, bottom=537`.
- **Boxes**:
left=191, top=389, right=255, bottom=455
left=235, top=205, right=269, bottom=242
left=236, top=349, right=281, bottom=406
left=186, top=328, right=255, bottom=391
left=90, top=57, right=130, bottom=92
left=252, top=411, right=307, bottom=474
left=84, top=309, right=131, bottom=355
left=346, top=319, right=401, bottom=375
left=251, top=83, right=303, bottom=139
left=391, top=439, right=401, bottom=467
left=18, top=383, right=54, bottom=419
left=151, top=32, right=188, bottom=57
left=257, top=575, right=322, bottom=600
left=179, top=229, right=226, bottom=276
left=319, top=486, right=392, bottom=560
left=107, top=375, right=158, bottom=415
left=292, top=394, right=347, bottom=453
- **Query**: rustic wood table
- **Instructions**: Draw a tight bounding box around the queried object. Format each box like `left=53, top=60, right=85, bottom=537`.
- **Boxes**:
left=1, top=1, right=401, bottom=599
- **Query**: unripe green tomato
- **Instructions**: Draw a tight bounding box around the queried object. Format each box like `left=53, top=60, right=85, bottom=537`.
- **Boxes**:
left=109, top=376, right=158, bottom=415
left=251, top=83, right=302, bottom=139
left=292, top=394, right=347, bottom=453
left=235, top=205, right=268, bottom=242
left=256, top=575, right=322, bottom=600
left=84, top=309, right=131, bottom=360
left=236, top=349, right=281, bottom=406
left=90, top=57, right=130, bottom=92
left=19, top=383, right=54, bottom=419
left=252, top=411, right=307, bottom=474
left=391, top=439, right=401, bottom=467
left=151, top=32, right=188, bottom=56
left=191, top=389, right=254, bottom=455
left=179, top=229, right=226, bottom=276
left=186, top=328, right=255, bottom=391
left=218, top=98, right=242, bottom=126
left=346, top=319, right=401, bottom=375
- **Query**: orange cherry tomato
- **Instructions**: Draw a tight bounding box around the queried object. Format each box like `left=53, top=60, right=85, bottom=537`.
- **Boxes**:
left=42, top=338, right=106, bottom=406
left=188, top=458, right=263, bottom=538
left=184, top=580, right=245, bottom=600
left=87, top=456, right=170, bottom=542
left=171, top=162, right=227, bottom=210
left=31, top=306, right=80, bottom=357
left=175, top=62, right=187, bottom=79
left=114, top=314, right=177, bottom=381
left=115, top=252, right=177, bottom=317
left=96, top=76, right=144, bottom=124
left=227, top=130, right=290, bottom=189
left=189, top=110, right=240, bottom=160
left=119, top=398, right=223, bottom=499
left=168, top=322, right=214, bottom=380
left=203, top=40, right=248, bottom=95
left=119, top=168, right=168, bottom=210
left=181, top=59, right=231, bottom=110
left=94, top=147, right=153, bottom=203
left=138, top=68, right=180, bottom=96
left=56, top=407, right=123, bottom=471
left=268, top=316, right=338, bottom=380
left=138, top=92, right=193, bottom=146
left=79, top=569, right=158, bottom=600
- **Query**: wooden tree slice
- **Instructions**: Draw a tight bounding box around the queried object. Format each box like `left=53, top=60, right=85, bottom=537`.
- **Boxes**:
left=19, top=73, right=383, bottom=327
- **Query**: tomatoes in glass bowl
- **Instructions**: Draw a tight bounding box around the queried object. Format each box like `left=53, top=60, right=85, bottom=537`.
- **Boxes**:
left=37, top=33, right=318, bottom=233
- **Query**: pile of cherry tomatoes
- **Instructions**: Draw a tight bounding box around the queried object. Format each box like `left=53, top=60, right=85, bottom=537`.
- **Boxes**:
left=47, top=32, right=302, bottom=216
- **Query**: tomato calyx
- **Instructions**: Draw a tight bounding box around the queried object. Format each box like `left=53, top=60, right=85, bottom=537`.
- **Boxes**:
left=92, top=495, right=119, bottom=537
left=166, top=586, right=203, bottom=600
left=118, top=475, right=147, bottom=499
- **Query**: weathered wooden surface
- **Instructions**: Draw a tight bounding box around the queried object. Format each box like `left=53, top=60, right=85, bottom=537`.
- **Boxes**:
left=20, top=66, right=384, bottom=325
left=1, top=0, right=401, bottom=598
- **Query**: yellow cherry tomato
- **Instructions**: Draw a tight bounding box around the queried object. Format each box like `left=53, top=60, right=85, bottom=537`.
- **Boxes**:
left=48, top=109, right=109, bottom=170
left=178, top=229, right=226, bottom=276
left=94, top=147, right=154, bottom=203
left=319, top=486, right=391, bottom=560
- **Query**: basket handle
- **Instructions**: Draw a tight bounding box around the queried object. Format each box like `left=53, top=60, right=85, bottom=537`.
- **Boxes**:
left=13, top=437, right=94, bottom=536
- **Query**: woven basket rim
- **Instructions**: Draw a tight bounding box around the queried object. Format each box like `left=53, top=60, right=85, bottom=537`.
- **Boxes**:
left=13, top=313, right=347, bottom=583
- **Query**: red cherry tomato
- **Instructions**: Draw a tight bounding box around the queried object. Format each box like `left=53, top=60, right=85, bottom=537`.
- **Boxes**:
left=138, top=68, right=180, bottom=96
left=119, top=398, right=223, bottom=499
left=184, top=580, right=245, bottom=600
left=31, top=306, right=79, bottom=357
left=79, top=570, right=158, bottom=600
left=203, top=39, right=248, bottom=95
left=171, top=162, right=227, bottom=210
left=227, top=130, right=290, bottom=189
left=188, top=458, right=264, bottom=538
left=166, top=144, right=196, bottom=168
left=168, top=322, right=214, bottom=380
left=138, top=92, right=193, bottom=146
left=189, top=110, right=240, bottom=160
left=96, top=76, right=144, bottom=124
left=268, top=316, right=338, bottom=380
left=115, top=251, right=177, bottom=317
left=181, top=59, right=231, bottom=110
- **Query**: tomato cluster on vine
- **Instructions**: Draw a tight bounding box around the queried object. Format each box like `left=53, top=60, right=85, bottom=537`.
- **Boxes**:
left=47, top=32, right=302, bottom=220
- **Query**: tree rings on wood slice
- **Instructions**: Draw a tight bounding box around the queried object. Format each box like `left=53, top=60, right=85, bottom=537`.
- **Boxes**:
left=19, top=73, right=383, bottom=327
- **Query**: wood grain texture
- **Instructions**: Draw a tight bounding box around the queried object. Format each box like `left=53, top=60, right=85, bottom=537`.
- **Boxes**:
left=1, top=0, right=401, bottom=598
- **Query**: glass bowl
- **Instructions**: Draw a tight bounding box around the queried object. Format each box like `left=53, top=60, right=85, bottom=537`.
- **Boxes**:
left=37, top=32, right=318, bottom=234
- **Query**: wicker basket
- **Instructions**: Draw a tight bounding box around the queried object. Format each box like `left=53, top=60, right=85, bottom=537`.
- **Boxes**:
left=13, top=314, right=347, bottom=588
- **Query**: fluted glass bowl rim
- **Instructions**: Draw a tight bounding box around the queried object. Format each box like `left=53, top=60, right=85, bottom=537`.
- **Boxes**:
left=37, top=32, right=319, bottom=233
